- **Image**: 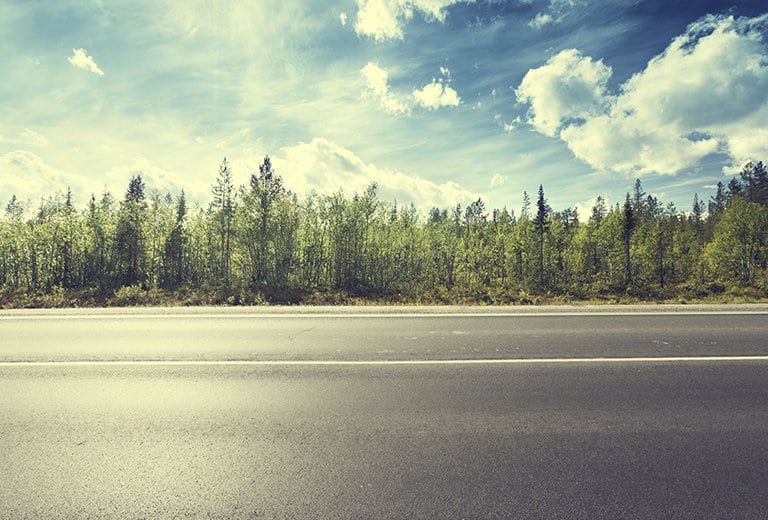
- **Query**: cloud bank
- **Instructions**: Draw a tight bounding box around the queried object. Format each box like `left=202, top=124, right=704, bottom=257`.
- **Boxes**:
left=516, top=14, right=768, bottom=176
left=0, top=151, right=95, bottom=206
left=0, top=150, right=208, bottom=212
left=274, top=137, right=481, bottom=210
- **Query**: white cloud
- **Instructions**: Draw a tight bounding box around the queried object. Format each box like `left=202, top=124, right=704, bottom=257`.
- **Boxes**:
left=274, top=137, right=481, bottom=210
left=413, top=68, right=460, bottom=110
left=490, top=173, right=507, bottom=188
left=516, top=14, right=768, bottom=176
left=515, top=49, right=612, bottom=138
left=360, top=62, right=411, bottom=115
left=528, top=13, right=553, bottom=29
left=340, top=12, right=348, bottom=26
left=354, top=0, right=474, bottom=41
left=529, top=0, right=582, bottom=29
left=103, top=157, right=207, bottom=201
left=0, top=151, right=94, bottom=206
left=362, top=63, right=462, bottom=114
left=501, top=116, right=522, bottom=132
left=355, top=0, right=405, bottom=40
left=574, top=196, right=611, bottom=224
left=360, top=62, right=390, bottom=98
left=0, top=150, right=208, bottom=211
left=724, top=125, right=768, bottom=174
left=67, top=48, right=104, bottom=76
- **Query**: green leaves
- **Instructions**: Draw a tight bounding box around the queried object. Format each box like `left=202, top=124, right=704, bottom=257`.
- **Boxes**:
left=2, top=161, right=768, bottom=306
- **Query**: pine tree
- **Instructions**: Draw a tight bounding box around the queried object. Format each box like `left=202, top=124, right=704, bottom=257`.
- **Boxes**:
left=211, top=158, right=236, bottom=286
left=242, top=156, right=287, bottom=289
left=709, top=182, right=726, bottom=216
left=521, top=191, right=531, bottom=220
left=162, top=191, right=187, bottom=289
left=633, top=179, right=646, bottom=221
left=60, top=187, right=77, bottom=287
left=85, top=191, right=115, bottom=291
left=740, top=161, right=768, bottom=205
left=726, top=177, right=742, bottom=202
left=114, top=175, right=147, bottom=287
left=5, top=195, right=24, bottom=219
left=590, top=196, right=607, bottom=225
left=692, top=193, right=703, bottom=245
left=622, top=193, right=634, bottom=288
left=535, top=185, right=550, bottom=288
left=754, top=161, right=768, bottom=205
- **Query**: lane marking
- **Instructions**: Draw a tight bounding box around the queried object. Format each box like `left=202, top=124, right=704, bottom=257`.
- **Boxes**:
left=2, top=356, right=768, bottom=367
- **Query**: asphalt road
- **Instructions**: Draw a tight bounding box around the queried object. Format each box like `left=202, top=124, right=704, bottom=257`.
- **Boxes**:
left=2, top=306, right=768, bottom=518
left=3, top=304, right=768, bottom=362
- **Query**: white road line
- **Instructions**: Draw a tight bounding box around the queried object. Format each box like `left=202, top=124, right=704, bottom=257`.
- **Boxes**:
left=2, top=356, right=768, bottom=367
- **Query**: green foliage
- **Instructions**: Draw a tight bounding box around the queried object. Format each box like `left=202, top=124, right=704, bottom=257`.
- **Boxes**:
left=2, top=161, right=768, bottom=307
left=703, top=198, right=768, bottom=285
left=113, top=284, right=149, bottom=305
left=211, top=158, right=237, bottom=286
left=114, top=175, right=148, bottom=287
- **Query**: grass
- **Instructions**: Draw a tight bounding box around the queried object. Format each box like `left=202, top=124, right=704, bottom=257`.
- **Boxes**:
left=1, top=283, right=767, bottom=309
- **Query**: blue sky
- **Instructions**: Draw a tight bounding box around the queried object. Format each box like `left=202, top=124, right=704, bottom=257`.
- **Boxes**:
left=2, top=0, right=767, bottom=218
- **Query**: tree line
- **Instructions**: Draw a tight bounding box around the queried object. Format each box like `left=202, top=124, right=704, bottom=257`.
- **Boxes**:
left=1, top=157, right=767, bottom=306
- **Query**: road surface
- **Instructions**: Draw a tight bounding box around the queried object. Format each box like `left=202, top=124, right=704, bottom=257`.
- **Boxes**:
left=2, top=305, right=768, bottom=518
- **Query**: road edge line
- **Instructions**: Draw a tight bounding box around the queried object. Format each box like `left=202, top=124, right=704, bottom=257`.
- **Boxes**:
left=2, top=356, right=768, bottom=367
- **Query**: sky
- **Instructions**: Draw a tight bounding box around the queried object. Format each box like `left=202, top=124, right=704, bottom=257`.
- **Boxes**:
left=2, top=0, right=768, bottom=218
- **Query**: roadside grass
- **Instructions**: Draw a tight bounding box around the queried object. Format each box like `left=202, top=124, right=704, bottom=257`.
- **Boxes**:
left=1, top=283, right=767, bottom=309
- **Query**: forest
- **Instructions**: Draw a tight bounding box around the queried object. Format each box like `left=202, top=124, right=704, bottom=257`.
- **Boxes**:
left=1, top=157, right=767, bottom=307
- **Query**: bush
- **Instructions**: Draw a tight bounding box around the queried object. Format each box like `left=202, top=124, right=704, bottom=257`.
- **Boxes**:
left=112, top=285, right=167, bottom=306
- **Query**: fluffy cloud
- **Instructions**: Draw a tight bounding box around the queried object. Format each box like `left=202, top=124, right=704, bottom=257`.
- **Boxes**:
left=360, top=62, right=411, bottom=115
left=67, top=48, right=104, bottom=76
left=516, top=49, right=612, bottom=138
left=516, top=14, right=768, bottom=175
left=413, top=67, right=461, bottom=109
left=274, top=137, right=481, bottom=210
left=354, top=0, right=474, bottom=41
left=363, top=63, right=462, bottom=114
